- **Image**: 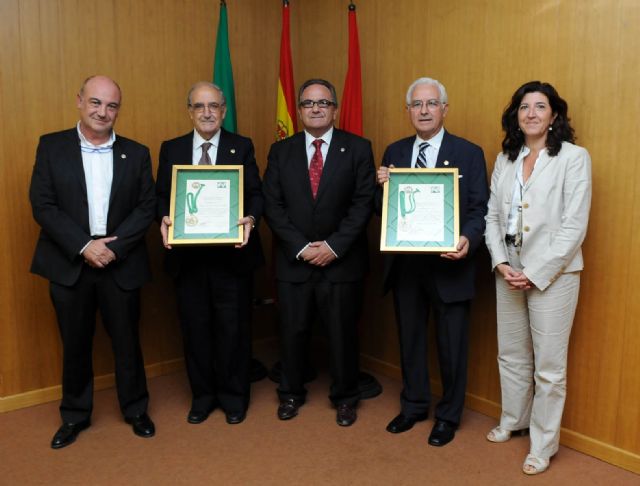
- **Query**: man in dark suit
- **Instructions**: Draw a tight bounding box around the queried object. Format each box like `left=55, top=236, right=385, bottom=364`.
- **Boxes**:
left=29, top=75, right=157, bottom=449
left=156, top=82, right=264, bottom=425
left=263, top=78, right=376, bottom=426
left=377, top=77, right=489, bottom=446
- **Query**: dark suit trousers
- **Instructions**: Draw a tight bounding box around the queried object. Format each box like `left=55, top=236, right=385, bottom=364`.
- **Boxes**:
left=277, top=271, right=361, bottom=407
left=175, top=266, right=252, bottom=414
left=50, top=266, right=149, bottom=423
left=392, top=255, right=470, bottom=425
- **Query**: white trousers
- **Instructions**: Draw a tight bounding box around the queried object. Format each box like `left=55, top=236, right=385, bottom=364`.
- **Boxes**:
left=495, top=245, right=580, bottom=458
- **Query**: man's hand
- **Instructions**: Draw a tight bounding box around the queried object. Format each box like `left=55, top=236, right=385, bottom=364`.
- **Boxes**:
left=235, top=216, right=255, bottom=248
left=441, top=235, right=470, bottom=260
left=160, top=216, right=172, bottom=249
left=82, top=236, right=118, bottom=268
left=496, top=263, right=533, bottom=291
left=300, top=241, right=336, bottom=267
left=377, top=164, right=394, bottom=186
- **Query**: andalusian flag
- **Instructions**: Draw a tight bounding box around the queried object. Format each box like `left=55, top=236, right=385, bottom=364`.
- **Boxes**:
left=213, top=0, right=237, bottom=133
left=339, top=2, right=363, bottom=136
left=276, top=0, right=297, bottom=140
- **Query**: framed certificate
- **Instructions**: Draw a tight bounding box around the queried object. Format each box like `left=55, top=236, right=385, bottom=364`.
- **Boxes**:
left=380, top=168, right=460, bottom=252
left=168, top=165, right=244, bottom=245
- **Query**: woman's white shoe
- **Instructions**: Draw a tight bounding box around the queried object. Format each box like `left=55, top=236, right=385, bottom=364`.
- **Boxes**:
left=486, top=426, right=511, bottom=443
left=522, top=454, right=550, bottom=475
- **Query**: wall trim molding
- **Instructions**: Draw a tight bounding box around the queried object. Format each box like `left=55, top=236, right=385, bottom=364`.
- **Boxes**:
left=359, top=353, right=640, bottom=474
left=0, top=358, right=185, bottom=413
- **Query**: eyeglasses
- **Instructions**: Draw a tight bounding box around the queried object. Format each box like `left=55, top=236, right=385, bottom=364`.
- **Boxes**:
left=189, top=102, right=224, bottom=113
left=299, top=99, right=335, bottom=109
left=408, top=99, right=444, bottom=111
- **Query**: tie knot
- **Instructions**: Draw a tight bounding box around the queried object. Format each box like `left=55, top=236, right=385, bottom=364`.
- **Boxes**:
left=419, top=142, right=429, bottom=152
left=312, top=139, right=324, bottom=149
left=202, top=142, right=212, bottom=151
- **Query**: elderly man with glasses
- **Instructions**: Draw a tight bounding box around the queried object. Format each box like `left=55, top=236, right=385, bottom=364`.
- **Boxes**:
left=156, top=81, right=264, bottom=426
left=376, top=77, right=489, bottom=446
left=263, top=78, right=376, bottom=426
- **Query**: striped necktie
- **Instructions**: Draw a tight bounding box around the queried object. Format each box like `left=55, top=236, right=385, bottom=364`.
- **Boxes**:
left=415, top=142, right=429, bottom=168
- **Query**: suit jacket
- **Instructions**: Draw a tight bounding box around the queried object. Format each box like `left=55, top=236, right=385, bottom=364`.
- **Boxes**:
left=485, top=141, right=592, bottom=291
left=156, top=129, right=264, bottom=277
left=379, top=130, right=489, bottom=302
left=29, top=128, right=156, bottom=289
left=263, top=129, right=376, bottom=283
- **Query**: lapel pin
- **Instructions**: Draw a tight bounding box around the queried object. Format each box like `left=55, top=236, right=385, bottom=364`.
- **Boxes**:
left=340, top=147, right=346, bottom=152
left=121, top=154, right=126, bottom=159
left=443, top=160, right=449, bottom=166
left=230, top=148, right=236, bottom=154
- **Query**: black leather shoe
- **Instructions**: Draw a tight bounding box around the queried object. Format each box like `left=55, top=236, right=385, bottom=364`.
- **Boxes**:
left=125, top=413, right=155, bottom=438
left=225, top=411, right=246, bottom=425
left=336, top=404, right=357, bottom=427
left=428, top=419, right=457, bottom=446
left=187, top=408, right=214, bottom=424
left=277, top=398, right=303, bottom=420
left=386, top=412, right=429, bottom=434
left=51, top=420, right=90, bottom=449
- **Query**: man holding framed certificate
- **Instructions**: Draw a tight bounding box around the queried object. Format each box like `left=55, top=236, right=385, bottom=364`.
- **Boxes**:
left=376, top=77, right=489, bottom=446
left=156, top=82, right=264, bottom=426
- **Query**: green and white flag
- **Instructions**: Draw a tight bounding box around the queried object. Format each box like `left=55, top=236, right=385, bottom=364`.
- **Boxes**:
left=213, top=1, right=236, bottom=133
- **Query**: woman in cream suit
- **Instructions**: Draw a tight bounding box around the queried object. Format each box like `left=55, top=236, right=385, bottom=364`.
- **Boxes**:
left=484, top=81, right=592, bottom=475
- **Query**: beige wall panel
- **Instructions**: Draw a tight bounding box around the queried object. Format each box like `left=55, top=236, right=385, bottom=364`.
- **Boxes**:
left=1, top=0, right=639, bottom=471
left=288, top=0, right=640, bottom=467
left=0, top=0, right=281, bottom=399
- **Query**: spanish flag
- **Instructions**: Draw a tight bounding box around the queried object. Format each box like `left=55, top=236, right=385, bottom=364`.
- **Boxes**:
left=275, top=0, right=297, bottom=141
left=339, top=2, right=363, bottom=136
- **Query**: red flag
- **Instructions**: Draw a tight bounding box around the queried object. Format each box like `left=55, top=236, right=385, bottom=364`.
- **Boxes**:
left=276, top=0, right=297, bottom=141
left=339, top=3, right=363, bottom=136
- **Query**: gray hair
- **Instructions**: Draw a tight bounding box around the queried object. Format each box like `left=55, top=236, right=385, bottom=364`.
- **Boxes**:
left=405, top=77, right=448, bottom=105
left=187, top=81, right=226, bottom=106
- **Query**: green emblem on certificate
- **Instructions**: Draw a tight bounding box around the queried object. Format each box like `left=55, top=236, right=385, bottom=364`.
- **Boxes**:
left=380, top=168, right=460, bottom=252
left=168, top=166, right=244, bottom=245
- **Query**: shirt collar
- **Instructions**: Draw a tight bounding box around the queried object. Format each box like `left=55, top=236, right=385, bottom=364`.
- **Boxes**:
left=414, top=127, right=444, bottom=150
left=304, top=127, right=334, bottom=148
left=193, top=128, right=221, bottom=149
left=77, top=122, right=115, bottom=149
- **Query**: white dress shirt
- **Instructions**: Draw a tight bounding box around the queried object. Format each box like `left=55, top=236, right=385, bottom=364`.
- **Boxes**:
left=192, top=129, right=221, bottom=165
left=304, top=127, right=333, bottom=166
left=78, top=122, right=114, bottom=237
left=411, top=127, right=444, bottom=168
left=296, top=128, right=337, bottom=259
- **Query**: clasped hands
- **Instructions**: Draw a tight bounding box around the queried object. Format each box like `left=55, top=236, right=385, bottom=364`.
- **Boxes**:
left=82, top=236, right=117, bottom=268
left=496, top=263, right=533, bottom=290
left=160, top=216, right=254, bottom=250
left=300, top=241, right=336, bottom=267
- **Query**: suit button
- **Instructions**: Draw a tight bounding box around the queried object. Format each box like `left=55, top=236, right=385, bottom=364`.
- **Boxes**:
left=523, top=202, right=529, bottom=209
left=523, top=226, right=530, bottom=232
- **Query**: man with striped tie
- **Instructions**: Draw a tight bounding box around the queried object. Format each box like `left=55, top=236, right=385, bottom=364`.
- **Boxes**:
left=376, top=77, right=489, bottom=446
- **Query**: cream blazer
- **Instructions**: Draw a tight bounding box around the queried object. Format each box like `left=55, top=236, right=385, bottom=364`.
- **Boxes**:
left=485, top=142, right=592, bottom=291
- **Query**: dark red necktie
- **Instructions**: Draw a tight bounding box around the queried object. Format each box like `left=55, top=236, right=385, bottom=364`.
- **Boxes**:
left=309, top=139, right=324, bottom=198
